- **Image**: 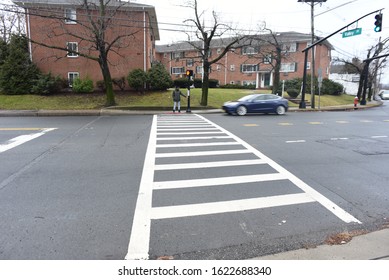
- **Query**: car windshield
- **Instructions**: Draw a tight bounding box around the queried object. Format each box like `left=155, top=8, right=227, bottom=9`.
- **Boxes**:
left=238, top=95, right=256, bottom=102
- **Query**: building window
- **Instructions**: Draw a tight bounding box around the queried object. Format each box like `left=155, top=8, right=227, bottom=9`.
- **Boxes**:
left=217, top=48, right=222, bottom=54
left=282, top=43, right=297, bottom=53
left=68, top=72, right=79, bottom=87
left=242, top=46, right=259, bottom=55
left=67, top=42, right=78, bottom=57
left=243, top=80, right=256, bottom=86
left=64, top=8, right=77, bottom=24
left=216, top=64, right=221, bottom=71
left=263, top=54, right=272, bottom=64
left=280, top=62, right=296, bottom=72
left=196, top=66, right=203, bottom=74
left=186, top=59, right=193, bottom=67
left=230, top=64, right=235, bottom=71
left=306, top=61, right=311, bottom=70
left=241, top=64, right=259, bottom=73
left=171, top=67, right=185, bottom=74
left=171, top=52, right=184, bottom=60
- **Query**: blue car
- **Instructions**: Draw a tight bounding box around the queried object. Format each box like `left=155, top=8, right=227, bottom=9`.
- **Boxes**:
left=222, top=93, right=289, bottom=116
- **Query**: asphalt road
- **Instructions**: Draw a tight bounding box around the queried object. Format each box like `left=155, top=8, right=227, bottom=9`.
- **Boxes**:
left=1, top=102, right=389, bottom=260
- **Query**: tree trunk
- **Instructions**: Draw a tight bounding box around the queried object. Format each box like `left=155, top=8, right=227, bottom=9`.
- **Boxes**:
left=99, top=54, right=115, bottom=106
left=272, top=48, right=282, bottom=95
left=200, top=62, right=210, bottom=106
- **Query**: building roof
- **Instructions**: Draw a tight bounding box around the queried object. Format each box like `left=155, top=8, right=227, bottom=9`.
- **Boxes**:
left=12, top=0, right=160, bottom=40
left=155, top=31, right=334, bottom=53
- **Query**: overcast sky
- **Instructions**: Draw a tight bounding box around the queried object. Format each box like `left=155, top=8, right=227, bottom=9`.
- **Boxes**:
left=136, top=0, right=388, bottom=60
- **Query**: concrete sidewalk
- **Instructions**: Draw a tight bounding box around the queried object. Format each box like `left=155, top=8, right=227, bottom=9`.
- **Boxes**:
left=253, top=228, right=389, bottom=260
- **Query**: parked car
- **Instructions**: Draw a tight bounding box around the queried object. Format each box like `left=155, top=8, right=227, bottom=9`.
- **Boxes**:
left=222, top=94, right=289, bottom=116
left=379, top=89, right=389, bottom=100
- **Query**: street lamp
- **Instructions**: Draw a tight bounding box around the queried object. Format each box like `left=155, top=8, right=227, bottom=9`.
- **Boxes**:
left=298, top=0, right=327, bottom=109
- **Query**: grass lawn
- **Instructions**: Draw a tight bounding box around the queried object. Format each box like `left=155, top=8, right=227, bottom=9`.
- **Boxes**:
left=0, top=88, right=356, bottom=110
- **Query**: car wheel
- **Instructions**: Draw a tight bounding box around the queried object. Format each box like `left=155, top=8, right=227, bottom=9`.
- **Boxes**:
left=276, top=105, right=286, bottom=115
left=236, top=105, right=247, bottom=116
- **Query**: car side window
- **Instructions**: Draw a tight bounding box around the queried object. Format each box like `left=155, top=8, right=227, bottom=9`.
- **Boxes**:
left=265, top=95, right=277, bottom=100
left=253, top=95, right=266, bottom=102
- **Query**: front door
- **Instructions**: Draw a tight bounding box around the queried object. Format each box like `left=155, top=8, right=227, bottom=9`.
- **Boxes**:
left=264, top=73, right=271, bottom=87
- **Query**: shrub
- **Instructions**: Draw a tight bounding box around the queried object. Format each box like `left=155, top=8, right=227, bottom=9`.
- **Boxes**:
left=127, top=68, right=147, bottom=93
left=72, top=77, right=94, bottom=93
left=31, top=73, right=65, bottom=95
left=173, top=78, right=193, bottom=88
left=321, top=78, right=344, bottom=95
left=147, top=63, right=172, bottom=90
left=286, top=88, right=300, bottom=98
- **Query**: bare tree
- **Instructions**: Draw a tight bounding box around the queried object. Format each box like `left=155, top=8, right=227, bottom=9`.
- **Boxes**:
left=14, top=0, right=147, bottom=106
left=183, top=0, right=247, bottom=106
left=336, top=37, right=389, bottom=102
left=0, top=3, right=25, bottom=42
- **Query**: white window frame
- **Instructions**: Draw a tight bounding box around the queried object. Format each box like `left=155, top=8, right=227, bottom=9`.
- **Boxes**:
left=230, top=64, right=235, bottom=71
left=186, top=59, right=193, bottom=67
left=68, top=72, right=79, bottom=87
left=282, top=42, right=297, bottom=53
left=242, top=46, right=259, bottom=55
left=241, top=64, right=259, bottom=73
left=280, top=62, right=296, bottom=73
left=171, top=52, right=184, bottom=59
left=196, top=66, right=203, bottom=74
left=67, top=42, right=78, bottom=57
left=263, top=54, right=272, bottom=64
left=64, top=8, right=77, bottom=24
left=243, top=80, right=256, bottom=86
left=171, top=67, right=185, bottom=75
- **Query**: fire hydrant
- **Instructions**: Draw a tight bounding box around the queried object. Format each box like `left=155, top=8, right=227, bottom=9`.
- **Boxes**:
left=354, top=96, right=359, bottom=110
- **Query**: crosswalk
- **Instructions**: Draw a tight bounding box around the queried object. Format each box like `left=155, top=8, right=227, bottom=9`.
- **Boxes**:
left=126, top=114, right=361, bottom=260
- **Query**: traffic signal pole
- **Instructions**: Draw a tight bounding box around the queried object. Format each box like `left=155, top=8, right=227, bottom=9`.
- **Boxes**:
left=185, top=70, right=193, bottom=113
left=300, top=8, right=384, bottom=109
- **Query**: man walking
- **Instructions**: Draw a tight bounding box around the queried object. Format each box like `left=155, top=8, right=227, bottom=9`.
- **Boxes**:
left=172, top=86, right=186, bottom=113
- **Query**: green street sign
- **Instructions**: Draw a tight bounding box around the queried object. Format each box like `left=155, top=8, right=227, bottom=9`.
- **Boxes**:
left=342, top=28, right=362, bottom=38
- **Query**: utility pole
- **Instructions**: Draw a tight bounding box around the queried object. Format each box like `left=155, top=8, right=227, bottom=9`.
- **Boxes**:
left=298, top=0, right=327, bottom=109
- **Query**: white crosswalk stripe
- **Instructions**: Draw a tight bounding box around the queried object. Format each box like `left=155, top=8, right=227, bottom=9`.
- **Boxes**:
left=126, top=114, right=361, bottom=260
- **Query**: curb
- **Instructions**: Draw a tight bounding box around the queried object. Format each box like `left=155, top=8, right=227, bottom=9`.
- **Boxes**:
left=0, top=101, right=383, bottom=117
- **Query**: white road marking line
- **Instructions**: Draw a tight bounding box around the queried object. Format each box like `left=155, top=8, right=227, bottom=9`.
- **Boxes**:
left=0, top=128, right=57, bottom=154
left=157, top=136, right=232, bottom=141
left=330, top=138, right=349, bottom=140
left=157, top=128, right=220, bottom=131
left=371, top=135, right=388, bottom=138
left=157, top=131, right=225, bottom=135
left=154, top=159, right=266, bottom=170
left=125, top=115, right=157, bottom=260
left=156, top=141, right=240, bottom=148
left=286, top=140, right=306, bottom=143
left=151, top=193, right=316, bottom=219
left=155, top=149, right=251, bottom=158
left=196, top=114, right=361, bottom=224
left=154, top=173, right=288, bottom=190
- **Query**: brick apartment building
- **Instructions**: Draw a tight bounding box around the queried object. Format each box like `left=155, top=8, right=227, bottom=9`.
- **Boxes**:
left=13, top=0, right=159, bottom=86
left=13, top=1, right=333, bottom=90
left=155, top=32, right=333, bottom=89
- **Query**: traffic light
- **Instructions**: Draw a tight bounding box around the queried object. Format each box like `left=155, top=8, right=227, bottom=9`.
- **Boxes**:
left=374, top=13, right=383, bottom=32
left=185, top=69, right=193, bottom=77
